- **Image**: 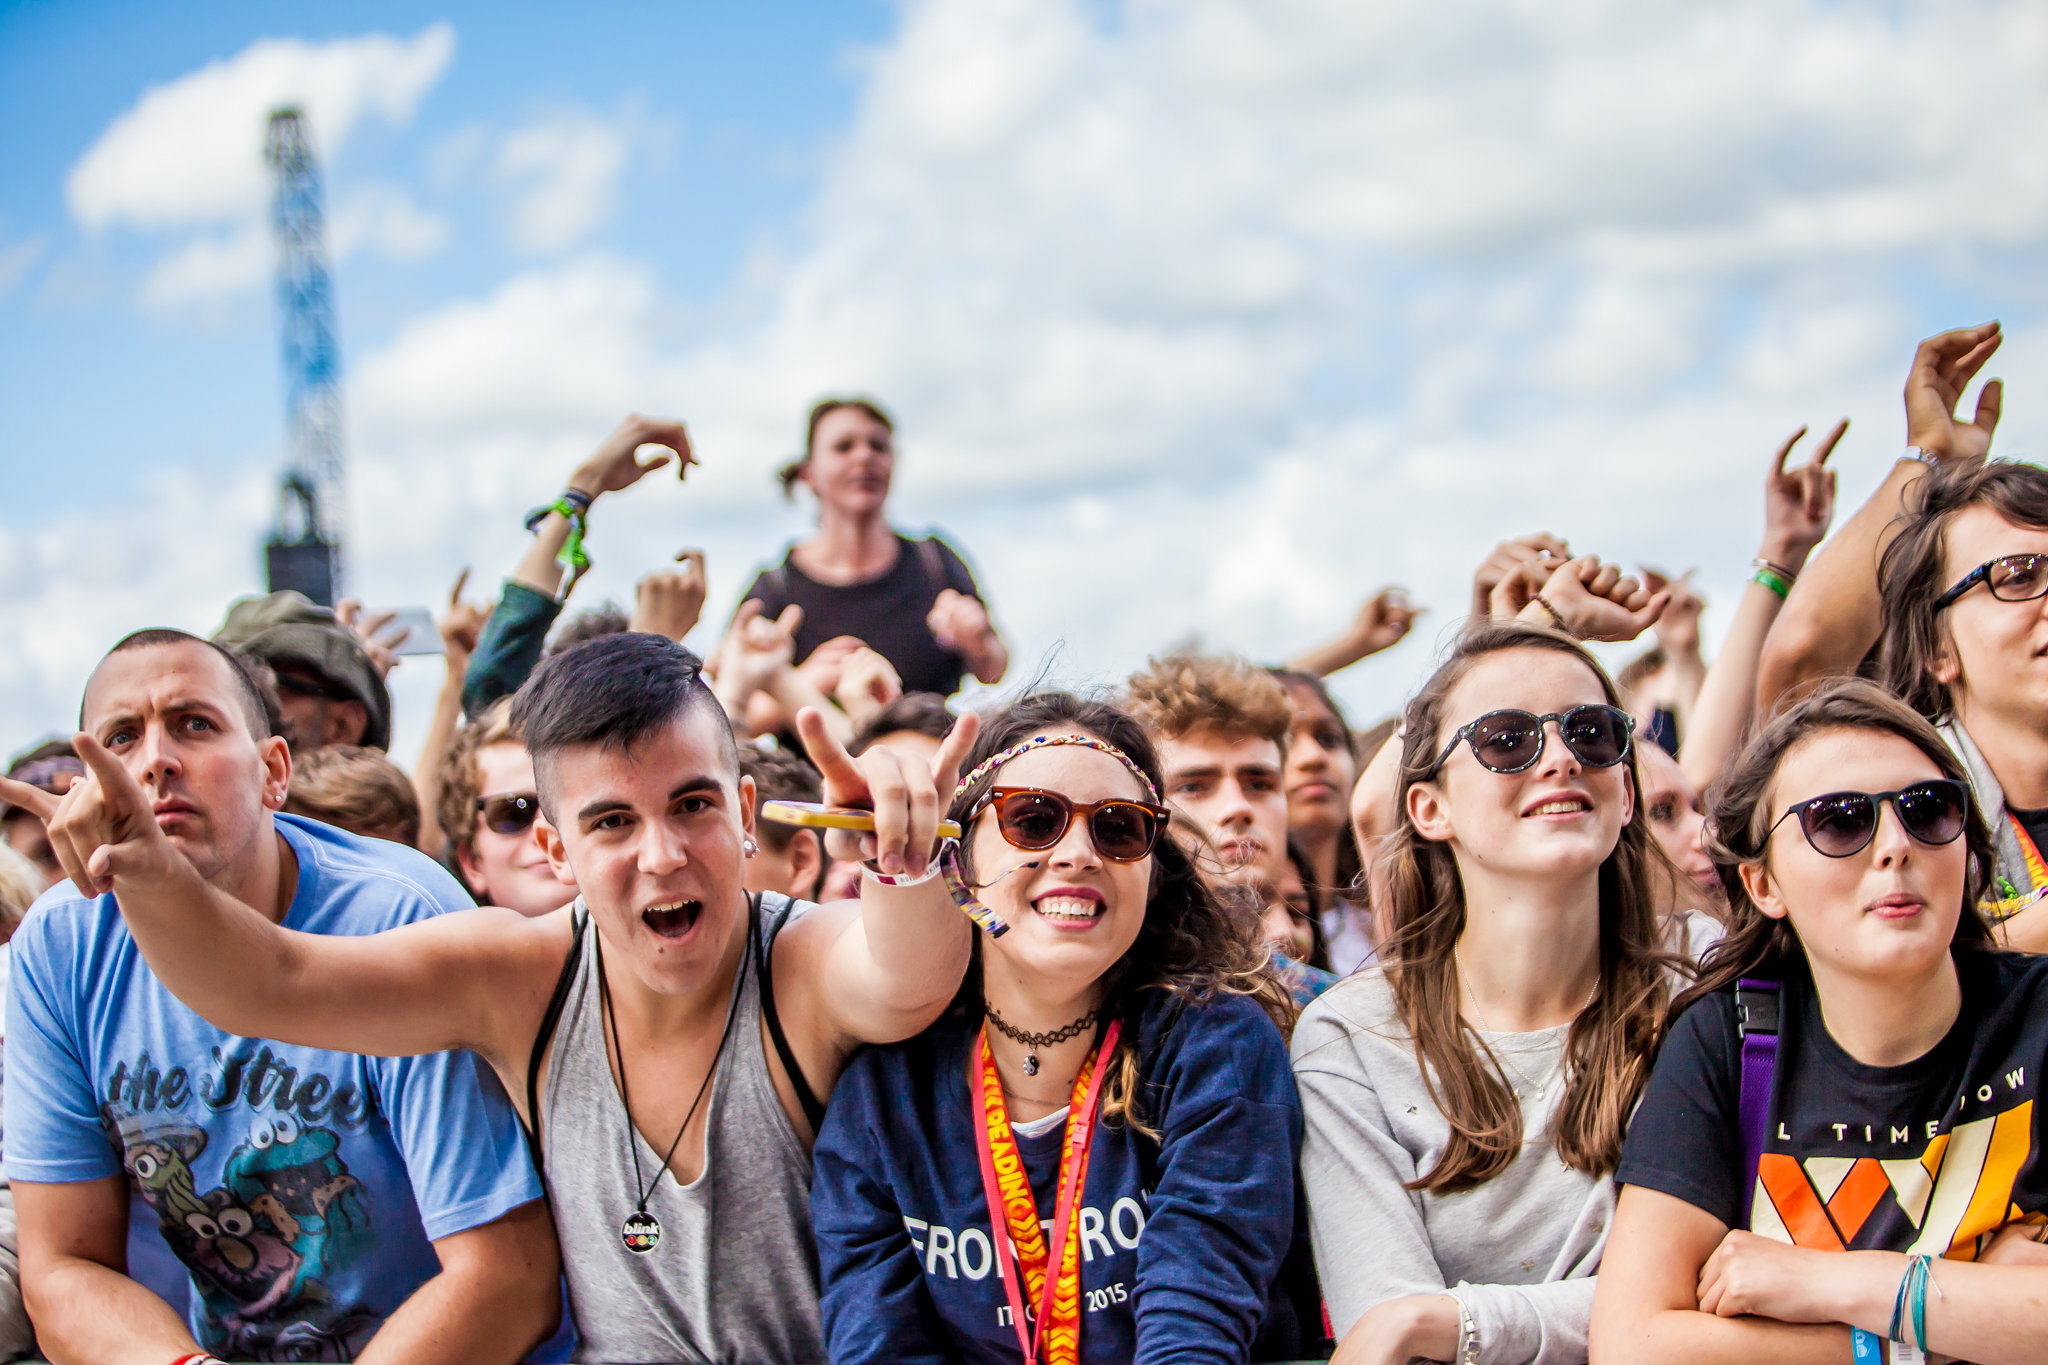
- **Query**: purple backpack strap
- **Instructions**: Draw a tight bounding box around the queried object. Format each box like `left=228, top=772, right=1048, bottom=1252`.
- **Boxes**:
left=1735, top=977, right=1782, bottom=1229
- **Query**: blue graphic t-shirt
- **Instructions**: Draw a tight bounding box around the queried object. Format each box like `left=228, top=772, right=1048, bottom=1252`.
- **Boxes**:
left=813, top=987, right=1314, bottom=1364
left=4, top=814, right=543, bottom=1362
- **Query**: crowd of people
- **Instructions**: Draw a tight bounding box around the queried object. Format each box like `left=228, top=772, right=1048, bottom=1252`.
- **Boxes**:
left=0, top=319, right=2043, bottom=1364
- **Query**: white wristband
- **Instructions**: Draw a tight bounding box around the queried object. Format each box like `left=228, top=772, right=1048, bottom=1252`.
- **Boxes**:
left=861, top=856, right=944, bottom=888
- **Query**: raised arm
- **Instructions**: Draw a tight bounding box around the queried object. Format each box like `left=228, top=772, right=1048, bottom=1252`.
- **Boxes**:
left=1679, top=423, right=1841, bottom=792
left=415, top=570, right=491, bottom=859
left=1287, top=587, right=1421, bottom=678
left=0, top=738, right=561, bottom=1076
left=1755, top=323, right=2004, bottom=713
left=777, top=706, right=981, bottom=1059
left=927, top=589, right=1008, bottom=686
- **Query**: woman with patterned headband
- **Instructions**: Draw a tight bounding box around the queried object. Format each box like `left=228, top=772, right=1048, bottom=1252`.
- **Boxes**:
left=810, top=690, right=1320, bottom=1363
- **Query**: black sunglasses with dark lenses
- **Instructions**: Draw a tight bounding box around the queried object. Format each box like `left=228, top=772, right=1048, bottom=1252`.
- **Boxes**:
left=975, top=787, right=1171, bottom=863
left=476, top=792, right=542, bottom=837
left=1766, top=779, right=1970, bottom=859
left=1432, top=705, right=1635, bottom=776
left=1935, top=553, right=2048, bottom=612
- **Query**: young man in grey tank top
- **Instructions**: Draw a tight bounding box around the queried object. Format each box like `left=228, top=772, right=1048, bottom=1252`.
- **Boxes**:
left=36, top=631, right=983, bottom=1363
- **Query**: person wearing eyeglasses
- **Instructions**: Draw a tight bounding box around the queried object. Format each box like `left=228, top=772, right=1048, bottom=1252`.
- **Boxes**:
left=434, top=699, right=577, bottom=916
left=1292, top=622, right=1680, bottom=1365
left=810, top=691, right=1319, bottom=1364
left=1751, top=323, right=2048, bottom=951
left=1592, top=678, right=2048, bottom=1365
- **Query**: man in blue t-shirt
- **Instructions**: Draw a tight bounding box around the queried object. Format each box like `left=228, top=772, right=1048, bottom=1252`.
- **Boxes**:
left=0, top=628, right=558, bottom=1363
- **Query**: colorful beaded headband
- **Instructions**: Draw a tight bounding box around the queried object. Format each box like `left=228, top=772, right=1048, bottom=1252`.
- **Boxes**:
left=953, top=733, right=1161, bottom=805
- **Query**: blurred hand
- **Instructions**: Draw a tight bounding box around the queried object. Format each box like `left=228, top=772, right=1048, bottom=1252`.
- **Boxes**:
left=1643, top=569, right=1702, bottom=657
left=1518, top=555, right=1670, bottom=643
left=795, top=635, right=866, bottom=698
left=335, top=598, right=402, bottom=677
left=631, top=549, right=707, bottom=642
left=926, top=589, right=994, bottom=656
left=719, top=600, right=802, bottom=700
left=1474, top=534, right=1571, bottom=621
left=436, top=568, right=492, bottom=671
left=836, top=647, right=903, bottom=726
left=569, top=413, right=696, bottom=498
left=1981, top=1221, right=2048, bottom=1266
left=1905, top=322, right=2002, bottom=463
left=793, top=707, right=981, bottom=877
left=1761, top=422, right=1844, bottom=570
left=1346, top=587, right=1420, bottom=658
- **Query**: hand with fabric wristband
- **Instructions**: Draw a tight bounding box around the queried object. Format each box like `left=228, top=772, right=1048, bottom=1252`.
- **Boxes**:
left=523, top=492, right=594, bottom=598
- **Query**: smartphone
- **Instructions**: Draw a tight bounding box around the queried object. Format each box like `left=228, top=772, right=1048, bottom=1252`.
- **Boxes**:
left=373, top=607, right=443, bottom=656
left=760, top=801, right=962, bottom=840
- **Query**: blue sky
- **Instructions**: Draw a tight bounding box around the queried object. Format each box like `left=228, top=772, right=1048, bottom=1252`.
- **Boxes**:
left=3, top=0, right=2044, bottom=762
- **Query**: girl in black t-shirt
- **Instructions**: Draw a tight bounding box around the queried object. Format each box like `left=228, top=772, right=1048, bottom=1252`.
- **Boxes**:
left=737, top=397, right=1008, bottom=711
left=1594, top=678, right=2048, bottom=1365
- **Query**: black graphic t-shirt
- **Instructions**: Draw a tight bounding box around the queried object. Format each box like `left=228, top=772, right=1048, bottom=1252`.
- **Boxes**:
left=1618, top=949, right=2048, bottom=1255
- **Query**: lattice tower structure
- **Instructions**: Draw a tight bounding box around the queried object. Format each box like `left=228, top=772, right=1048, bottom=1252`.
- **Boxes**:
left=262, top=106, right=346, bottom=605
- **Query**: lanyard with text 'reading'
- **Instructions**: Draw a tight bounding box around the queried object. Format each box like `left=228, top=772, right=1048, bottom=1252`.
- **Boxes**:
left=970, top=1018, right=1121, bottom=1365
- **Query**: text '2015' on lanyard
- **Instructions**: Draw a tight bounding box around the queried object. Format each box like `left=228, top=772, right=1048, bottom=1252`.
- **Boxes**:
left=971, top=1017, right=1122, bottom=1365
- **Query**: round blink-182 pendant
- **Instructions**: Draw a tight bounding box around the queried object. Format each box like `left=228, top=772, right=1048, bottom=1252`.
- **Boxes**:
left=621, top=1210, right=662, bottom=1255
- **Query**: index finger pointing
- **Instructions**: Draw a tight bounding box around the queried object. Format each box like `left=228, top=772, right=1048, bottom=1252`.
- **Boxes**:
left=1770, top=426, right=1806, bottom=480
left=73, top=733, right=152, bottom=823
left=795, top=707, right=868, bottom=801
left=0, top=775, right=58, bottom=825
left=449, top=566, right=471, bottom=608
left=1810, top=418, right=1848, bottom=467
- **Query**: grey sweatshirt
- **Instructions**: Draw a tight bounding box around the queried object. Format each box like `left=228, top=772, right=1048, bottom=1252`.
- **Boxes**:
left=1291, top=968, right=1609, bottom=1365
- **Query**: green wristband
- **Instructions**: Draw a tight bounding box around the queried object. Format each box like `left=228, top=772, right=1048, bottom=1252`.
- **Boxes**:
left=1752, top=565, right=1792, bottom=600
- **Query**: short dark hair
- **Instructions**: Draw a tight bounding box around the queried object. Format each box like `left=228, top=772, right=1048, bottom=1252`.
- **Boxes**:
left=848, top=692, right=955, bottom=756
left=510, top=632, right=736, bottom=819
left=737, top=744, right=822, bottom=853
left=1879, top=458, right=2048, bottom=722
left=92, top=629, right=282, bottom=741
left=285, top=744, right=421, bottom=845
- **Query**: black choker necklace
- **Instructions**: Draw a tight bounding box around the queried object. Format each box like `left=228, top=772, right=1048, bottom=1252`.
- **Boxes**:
left=983, top=1001, right=1100, bottom=1076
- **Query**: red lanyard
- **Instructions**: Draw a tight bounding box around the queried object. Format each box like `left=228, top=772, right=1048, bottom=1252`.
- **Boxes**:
left=971, top=1018, right=1121, bottom=1365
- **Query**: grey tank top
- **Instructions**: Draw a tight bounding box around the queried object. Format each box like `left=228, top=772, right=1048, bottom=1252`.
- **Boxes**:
left=541, top=894, right=824, bottom=1364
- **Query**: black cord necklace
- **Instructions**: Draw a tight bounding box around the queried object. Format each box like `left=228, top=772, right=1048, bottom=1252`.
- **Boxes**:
left=595, top=918, right=745, bottom=1255
left=983, top=1000, right=1099, bottom=1077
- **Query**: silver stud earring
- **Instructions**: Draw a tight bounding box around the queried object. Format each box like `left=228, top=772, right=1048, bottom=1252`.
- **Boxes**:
left=743, top=838, right=759, bottom=858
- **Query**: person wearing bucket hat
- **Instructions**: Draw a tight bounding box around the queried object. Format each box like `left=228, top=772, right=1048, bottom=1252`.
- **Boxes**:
left=214, top=591, right=392, bottom=754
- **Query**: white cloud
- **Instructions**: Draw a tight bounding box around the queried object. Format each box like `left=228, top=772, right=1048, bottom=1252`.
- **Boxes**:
left=67, top=23, right=455, bottom=232
left=138, top=220, right=270, bottom=309
left=494, top=106, right=632, bottom=253
left=330, top=184, right=449, bottom=261
left=12, top=0, right=2048, bottom=753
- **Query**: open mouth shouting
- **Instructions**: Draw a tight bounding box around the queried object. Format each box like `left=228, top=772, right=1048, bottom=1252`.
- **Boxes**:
left=1032, top=886, right=1105, bottom=928
left=641, top=900, right=704, bottom=940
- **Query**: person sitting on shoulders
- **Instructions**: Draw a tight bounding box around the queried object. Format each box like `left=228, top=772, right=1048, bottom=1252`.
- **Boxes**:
left=811, top=691, right=1318, bottom=1363
left=1293, top=621, right=1680, bottom=1365
left=740, top=397, right=1007, bottom=711
left=1593, top=678, right=2048, bottom=1364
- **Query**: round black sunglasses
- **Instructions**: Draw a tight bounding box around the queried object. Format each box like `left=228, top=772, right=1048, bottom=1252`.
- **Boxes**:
left=1429, top=704, right=1635, bottom=777
left=1764, top=779, right=1969, bottom=859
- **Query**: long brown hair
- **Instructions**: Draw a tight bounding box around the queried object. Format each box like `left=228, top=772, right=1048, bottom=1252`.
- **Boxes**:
left=947, top=691, right=1294, bottom=1136
left=1384, top=622, right=1677, bottom=1194
left=1678, top=678, right=1995, bottom=1013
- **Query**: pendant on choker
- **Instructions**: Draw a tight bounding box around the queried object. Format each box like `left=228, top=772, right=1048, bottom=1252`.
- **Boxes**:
left=1023, top=1053, right=1040, bottom=1076
left=622, top=1209, right=662, bottom=1254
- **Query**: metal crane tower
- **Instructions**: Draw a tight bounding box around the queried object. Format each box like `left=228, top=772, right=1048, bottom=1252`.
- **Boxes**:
left=262, top=107, right=346, bottom=605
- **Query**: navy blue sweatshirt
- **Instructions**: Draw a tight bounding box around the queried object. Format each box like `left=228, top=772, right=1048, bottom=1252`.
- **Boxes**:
left=812, top=987, right=1310, bottom=1364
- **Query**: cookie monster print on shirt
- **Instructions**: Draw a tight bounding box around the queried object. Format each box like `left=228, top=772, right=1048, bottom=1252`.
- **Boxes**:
left=4, top=815, right=540, bottom=1362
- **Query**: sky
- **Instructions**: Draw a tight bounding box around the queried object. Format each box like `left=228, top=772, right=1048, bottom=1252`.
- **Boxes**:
left=3, top=0, right=2045, bottom=765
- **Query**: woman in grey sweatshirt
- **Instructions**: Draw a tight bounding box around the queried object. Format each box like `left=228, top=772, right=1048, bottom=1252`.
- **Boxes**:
left=1293, top=621, right=1682, bottom=1365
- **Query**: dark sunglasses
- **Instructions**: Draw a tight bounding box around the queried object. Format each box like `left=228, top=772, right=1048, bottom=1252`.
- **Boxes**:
left=1430, top=705, right=1635, bottom=776
left=273, top=672, right=355, bottom=702
left=7, top=757, right=83, bottom=793
left=972, top=786, right=1171, bottom=863
left=1935, top=553, right=2048, bottom=612
left=476, top=792, right=542, bottom=837
left=1765, top=779, right=1969, bottom=859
